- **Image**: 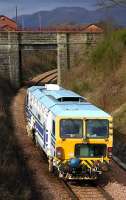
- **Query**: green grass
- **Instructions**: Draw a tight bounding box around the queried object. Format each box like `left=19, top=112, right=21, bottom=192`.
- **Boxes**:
left=90, top=30, right=126, bottom=72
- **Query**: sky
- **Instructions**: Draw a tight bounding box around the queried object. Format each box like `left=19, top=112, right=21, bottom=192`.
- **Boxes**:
left=0, top=0, right=100, bottom=17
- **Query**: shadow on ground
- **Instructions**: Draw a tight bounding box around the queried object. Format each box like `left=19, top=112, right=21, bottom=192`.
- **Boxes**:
left=0, top=78, right=42, bottom=200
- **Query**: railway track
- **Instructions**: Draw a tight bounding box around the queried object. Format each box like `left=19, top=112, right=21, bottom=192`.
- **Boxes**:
left=28, top=69, right=57, bottom=86
left=60, top=156, right=126, bottom=200
left=112, top=156, right=126, bottom=171
left=61, top=180, right=113, bottom=200
left=39, top=72, right=57, bottom=84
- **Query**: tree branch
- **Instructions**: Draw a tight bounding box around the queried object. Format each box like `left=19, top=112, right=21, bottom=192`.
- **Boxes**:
left=98, top=0, right=126, bottom=8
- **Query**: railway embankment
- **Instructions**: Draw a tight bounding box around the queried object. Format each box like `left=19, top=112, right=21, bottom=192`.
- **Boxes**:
left=0, top=78, right=33, bottom=199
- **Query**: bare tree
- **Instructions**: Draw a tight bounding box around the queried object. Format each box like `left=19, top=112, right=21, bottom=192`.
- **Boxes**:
left=98, top=0, right=126, bottom=7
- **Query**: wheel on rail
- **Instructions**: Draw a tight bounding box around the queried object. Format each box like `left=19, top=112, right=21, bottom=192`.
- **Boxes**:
left=53, top=166, right=59, bottom=176
left=31, top=129, right=36, bottom=145
left=34, top=133, right=39, bottom=147
left=48, top=157, right=54, bottom=173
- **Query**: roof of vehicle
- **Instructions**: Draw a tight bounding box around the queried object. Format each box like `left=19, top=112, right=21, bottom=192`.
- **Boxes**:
left=27, top=84, right=111, bottom=118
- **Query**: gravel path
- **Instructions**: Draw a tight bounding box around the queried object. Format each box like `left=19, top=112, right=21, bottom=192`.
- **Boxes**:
left=104, top=161, right=126, bottom=200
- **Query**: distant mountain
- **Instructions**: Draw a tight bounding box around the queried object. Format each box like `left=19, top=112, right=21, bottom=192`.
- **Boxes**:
left=15, top=6, right=126, bottom=28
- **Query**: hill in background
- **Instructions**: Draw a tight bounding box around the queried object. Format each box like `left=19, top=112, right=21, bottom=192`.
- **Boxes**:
left=15, top=6, right=126, bottom=28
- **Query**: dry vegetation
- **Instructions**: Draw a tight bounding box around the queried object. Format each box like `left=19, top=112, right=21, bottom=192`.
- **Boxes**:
left=21, top=50, right=57, bottom=82
left=63, top=29, right=126, bottom=163
left=0, top=78, right=34, bottom=199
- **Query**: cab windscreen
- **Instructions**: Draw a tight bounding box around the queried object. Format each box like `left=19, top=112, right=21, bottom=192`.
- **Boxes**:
left=60, top=119, right=83, bottom=138
left=86, top=119, right=109, bottom=138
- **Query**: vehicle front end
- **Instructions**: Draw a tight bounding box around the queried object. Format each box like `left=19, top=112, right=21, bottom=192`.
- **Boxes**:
left=54, top=117, right=113, bottom=180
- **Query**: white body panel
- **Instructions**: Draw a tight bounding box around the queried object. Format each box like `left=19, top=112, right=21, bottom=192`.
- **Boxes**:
left=26, top=89, right=56, bottom=158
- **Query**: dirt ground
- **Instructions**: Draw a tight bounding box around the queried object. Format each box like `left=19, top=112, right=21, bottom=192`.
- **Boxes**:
left=0, top=80, right=32, bottom=200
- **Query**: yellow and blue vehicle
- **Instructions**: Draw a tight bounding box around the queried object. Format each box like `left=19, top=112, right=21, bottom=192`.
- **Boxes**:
left=25, top=84, right=113, bottom=180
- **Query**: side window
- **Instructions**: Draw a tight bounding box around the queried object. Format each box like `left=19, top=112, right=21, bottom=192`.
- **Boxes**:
left=52, top=120, right=55, bottom=136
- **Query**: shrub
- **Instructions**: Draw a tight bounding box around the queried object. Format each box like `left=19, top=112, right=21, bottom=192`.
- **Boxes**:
left=90, top=30, right=126, bottom=72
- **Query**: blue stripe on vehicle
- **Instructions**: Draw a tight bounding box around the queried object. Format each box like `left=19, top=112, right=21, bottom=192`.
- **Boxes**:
left=35, top=121, right=44, bottom=136
left=38, top=131, right=43, bottom=140
left=51, top=132, right=56, bottom=147
left=52, top=138, right=55, bottom=145
left=26, top=106, right=45, bottom=128
left=51, top=133, right=56, bottom=141
left=51, top=137, right=55, bottom=143
left=26, top=106, right=55, bottom=147
left=46, top=134, right=48, bottom=142
left=37, top=132, right=48, bottom=148
left=51, top=141, right=55, bottom=147
left=51, top=134, right=55, bottom=141
left=51, top=137, right=55, bottom=147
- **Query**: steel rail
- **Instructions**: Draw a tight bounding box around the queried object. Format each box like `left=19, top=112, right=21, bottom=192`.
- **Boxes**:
left=25, top=69, right=57, bottom=86
left=60, top=179, right=114, bottom=200
left=44, top=74, right=57, bottom=84
left=35, top=70, right=57, bottom=85
left=112, top=156, right=126, bottom=171
left=60, top=180, right=79, bottom=200
left=96, top=185, right=113, bottom=200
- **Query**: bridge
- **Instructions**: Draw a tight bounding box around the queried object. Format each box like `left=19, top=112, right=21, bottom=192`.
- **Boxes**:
left=0, top=26, right=103, bottom=88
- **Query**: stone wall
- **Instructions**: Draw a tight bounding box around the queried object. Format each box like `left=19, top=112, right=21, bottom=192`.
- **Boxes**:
left=68, top=32, right=103, bottom=68
left=0, top=31, right=103, bottom=88
left=57, top=33, right=68, bottom=85
left=19, top=32, right=57, bottom=45
left=0, top=32, right=20, bottom=88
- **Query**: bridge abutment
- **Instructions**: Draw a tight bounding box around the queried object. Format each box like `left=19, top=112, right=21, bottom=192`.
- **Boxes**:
left=57, top=33, right=69, bottom=85
left=0, top=32, right=20, bottom=88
